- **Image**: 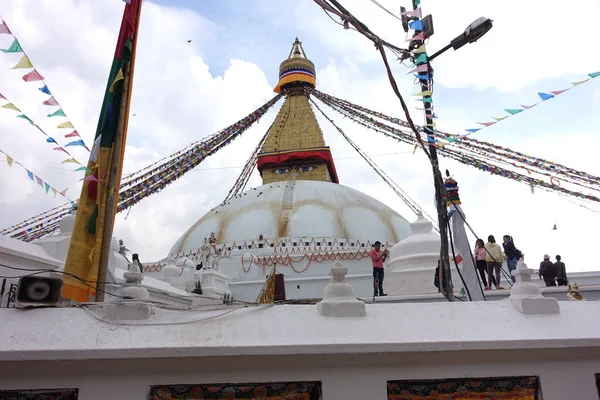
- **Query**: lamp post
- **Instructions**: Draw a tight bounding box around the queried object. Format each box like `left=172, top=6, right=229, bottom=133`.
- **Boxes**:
left=402, top=3, right=493, bottom=301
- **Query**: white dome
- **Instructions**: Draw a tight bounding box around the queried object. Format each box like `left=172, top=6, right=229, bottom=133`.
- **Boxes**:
left=169, top=180, right=411, bottom=254
left=388, top=213, right=440, bottom=272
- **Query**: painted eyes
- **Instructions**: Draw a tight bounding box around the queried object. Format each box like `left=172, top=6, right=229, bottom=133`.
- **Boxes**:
left=273, top=166, right=315, bottom=174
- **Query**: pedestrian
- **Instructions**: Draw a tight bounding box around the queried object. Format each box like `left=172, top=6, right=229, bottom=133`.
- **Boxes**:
left=554, top=255, right=568, bottom=286
left=502, top=235, right=521, bottom=283
left=474, top=239, right=491, bottom=288
left=485, top=235, right=505, bottom=290
left=539, top=254, right=557, bottom=286
left=129, top=253, right=143, bottom=273
left=370, top=241, right=389, bottom=297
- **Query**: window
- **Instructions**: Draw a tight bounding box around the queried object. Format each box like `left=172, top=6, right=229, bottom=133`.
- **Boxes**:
left=387, top=376, right=541, bottom=400
left=149, top=381, right=322, bottom=400
left=0, top=389, right=79, bottom=399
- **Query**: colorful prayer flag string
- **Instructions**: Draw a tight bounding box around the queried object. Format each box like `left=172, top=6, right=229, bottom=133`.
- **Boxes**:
left=0, top=17, right=90, bottom=151
left=0, top=148, right=72, bottom=201
left=453, top=70, right=600, bottom=142
left=0, top=92, right=87, bottom=169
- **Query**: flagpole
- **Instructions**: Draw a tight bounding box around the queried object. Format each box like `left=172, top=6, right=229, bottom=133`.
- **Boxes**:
left=96, top=1, right=143, bottom=302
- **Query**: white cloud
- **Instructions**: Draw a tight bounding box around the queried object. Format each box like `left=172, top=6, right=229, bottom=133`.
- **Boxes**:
left=0, top=0, right=599, bottom=279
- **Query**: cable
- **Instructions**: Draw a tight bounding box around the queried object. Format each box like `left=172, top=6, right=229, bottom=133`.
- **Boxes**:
left=369, top=0, right=402, bottom=21
left=311, top=94, right=440, bottom=229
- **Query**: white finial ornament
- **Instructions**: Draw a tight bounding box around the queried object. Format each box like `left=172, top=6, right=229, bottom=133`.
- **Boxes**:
left=317, top=261, right=366, bottom=317
left=509, top=259, right=559, bottom=314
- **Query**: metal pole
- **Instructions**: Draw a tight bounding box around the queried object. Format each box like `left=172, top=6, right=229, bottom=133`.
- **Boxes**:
left=411, top=0, right=453, bottom=300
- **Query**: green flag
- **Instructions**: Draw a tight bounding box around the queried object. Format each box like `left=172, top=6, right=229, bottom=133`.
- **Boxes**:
left=47, top=109, right=66, bottom=118
left=0, top=39, right=22, bottom=53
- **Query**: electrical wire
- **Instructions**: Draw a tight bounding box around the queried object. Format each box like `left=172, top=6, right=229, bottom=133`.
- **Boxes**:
left=310, top=96, right=440, bottom=230
left=368, top=0, right=402, bottom=21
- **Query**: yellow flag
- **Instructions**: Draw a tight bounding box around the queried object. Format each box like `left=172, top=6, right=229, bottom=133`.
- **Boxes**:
left=109, top=69, right=124, bottom=93
left=571, top=79, right=589, bottom=86
left=1, top=103, right=20, bottom=112
left=6, top=155, right=13, bottom=167
left=413, top=90, right=432, bottom=96
left=57, top=121, right=74, bottom=129
left=413, top=44, right=426, bottom=54
left=61, top=158, right=78, bottom=164
left=51, top=187, right=57, bottom=197
left=12, top=55, right=33, bottom=69
left=493, top=116, right=508, bottom=121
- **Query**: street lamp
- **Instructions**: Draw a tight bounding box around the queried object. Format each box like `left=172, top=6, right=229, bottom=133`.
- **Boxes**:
left=429, top=17, right=494, bottom=61
left=400, top=7, right=493, bottom=301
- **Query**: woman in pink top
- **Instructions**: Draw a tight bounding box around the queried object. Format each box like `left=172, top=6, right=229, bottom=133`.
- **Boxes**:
left=474, top=239, right=494, bottom=288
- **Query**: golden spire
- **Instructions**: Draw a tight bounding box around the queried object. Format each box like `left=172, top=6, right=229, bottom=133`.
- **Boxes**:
left=257, top=38, right=339, bottom=185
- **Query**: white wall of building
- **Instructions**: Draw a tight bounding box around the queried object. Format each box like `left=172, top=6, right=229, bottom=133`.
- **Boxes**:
left=0, top=353, right=598, bottom=399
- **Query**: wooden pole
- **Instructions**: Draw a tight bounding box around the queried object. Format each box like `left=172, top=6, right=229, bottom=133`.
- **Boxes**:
left=96, top=1, right=143, bottom=302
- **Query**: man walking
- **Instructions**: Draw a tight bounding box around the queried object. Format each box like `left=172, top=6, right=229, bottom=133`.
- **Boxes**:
left=370, top=241, right=389, bottom=297
left=539, top=254, right=556, bottom=287
left=555, top=255, right=568, bottom=286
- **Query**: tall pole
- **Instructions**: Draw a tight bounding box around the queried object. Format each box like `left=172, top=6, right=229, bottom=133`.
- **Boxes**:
left=411, top=0, right=453, bottom=300
left=96, top=2, right=143, bottom=302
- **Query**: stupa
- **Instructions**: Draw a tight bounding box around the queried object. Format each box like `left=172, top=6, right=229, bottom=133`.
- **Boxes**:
left=145, top=39, right=413, bottom=301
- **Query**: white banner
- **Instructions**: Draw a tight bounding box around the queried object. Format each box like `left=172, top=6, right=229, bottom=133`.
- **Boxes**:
left=450, top=205, right=485, bottom=301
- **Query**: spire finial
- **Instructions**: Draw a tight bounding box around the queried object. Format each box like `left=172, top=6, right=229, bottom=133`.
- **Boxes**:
left=289, top=37, right=307, bottom=59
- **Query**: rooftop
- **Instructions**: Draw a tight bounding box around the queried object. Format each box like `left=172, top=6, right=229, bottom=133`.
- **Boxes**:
left=1, top=300, right=598, bottom=362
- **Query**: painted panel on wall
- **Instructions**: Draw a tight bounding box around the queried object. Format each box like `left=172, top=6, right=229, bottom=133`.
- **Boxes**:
left=387, top=376, right=540, bottom=399
left=0, top=389, right=78, bottom=400
left=148, top=381, right=322, bottom=399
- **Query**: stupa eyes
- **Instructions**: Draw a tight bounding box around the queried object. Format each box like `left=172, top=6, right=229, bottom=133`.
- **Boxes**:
left=298, top=166, right=314, bottom=172
left=275, top=168, right=291, bottom=174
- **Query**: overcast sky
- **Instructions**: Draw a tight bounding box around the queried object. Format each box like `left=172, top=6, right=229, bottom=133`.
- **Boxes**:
left=0, top=0, right=599, bottom=273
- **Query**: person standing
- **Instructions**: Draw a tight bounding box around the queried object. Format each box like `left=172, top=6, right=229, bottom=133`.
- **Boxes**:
left=554, top=255, right=568, bottom=286
left=370, top=241, right=389, bottom=297
left=485, top=235, right=505, bottom=290
left=474, top=239, right=490, bottom=288
left=539, top=254, right=557, bottom=286
left=502, top=235, right=520, bottom=283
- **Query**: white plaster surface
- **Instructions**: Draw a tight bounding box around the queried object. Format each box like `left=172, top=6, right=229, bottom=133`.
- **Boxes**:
left=170, top=180, right=412, bottom=255
left=1, top=301, right=599, bottom=361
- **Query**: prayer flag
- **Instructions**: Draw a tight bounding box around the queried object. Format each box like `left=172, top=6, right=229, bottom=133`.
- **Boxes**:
left=6, top=155, right=13, bottom=167
left=47, top=109, right=66, bottom=117
left=22, top=70, right=44, bottom=82
left=0, top=21, right=12, bottom=35
left=57, top=121, right=74, bottom=129
left=43, top=96, right=59, bottom=106
left=12, top=55, right=33, bottom=69
left=65, top=130, right=81, bottom=138
left=0, top=39, right=22, bottom=53
left=39, top=85, right=51, bottom=95
left=62, top=0, right=143, bottom=302
left=1, top=103, right=20, bottom=112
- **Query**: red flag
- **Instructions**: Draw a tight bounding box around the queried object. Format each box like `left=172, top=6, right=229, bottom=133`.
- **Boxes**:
left=454, top=254, right=463, bottom=264
left=22, top=70, right=44, bottom=82
left=0, top=22, right=11, bottom=35
left=65, top=130, right=81, bottom=138
left=43, top=96, right=59, bottom=106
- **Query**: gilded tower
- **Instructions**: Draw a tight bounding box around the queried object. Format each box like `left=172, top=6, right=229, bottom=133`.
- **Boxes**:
left=257, top=38, right=339, bottom=185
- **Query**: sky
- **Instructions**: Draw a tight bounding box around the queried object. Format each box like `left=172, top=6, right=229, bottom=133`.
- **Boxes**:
left=0, top=0, right=599, bottom=273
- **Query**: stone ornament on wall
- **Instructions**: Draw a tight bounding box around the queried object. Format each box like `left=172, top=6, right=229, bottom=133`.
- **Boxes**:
left=387, top=376, right=540, bottom=400
left=0, top=389, right=78, bottom=399
left=148, top=381, right=322, bottom=400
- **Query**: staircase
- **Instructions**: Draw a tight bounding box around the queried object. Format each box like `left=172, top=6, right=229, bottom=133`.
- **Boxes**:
left=279, top=177, right=297, bottom=235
